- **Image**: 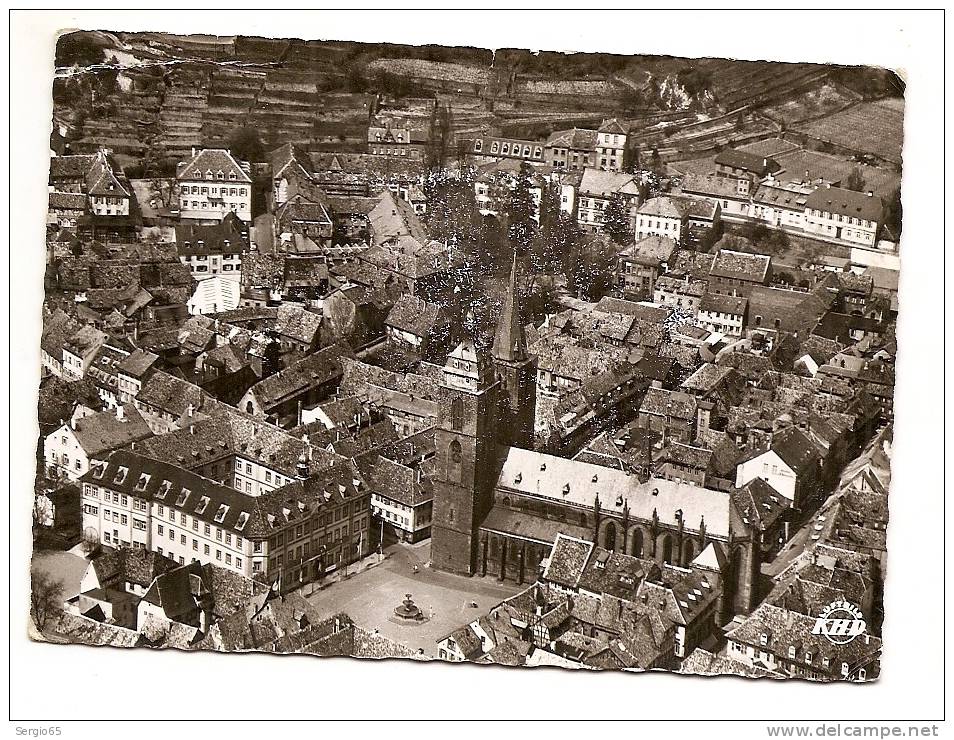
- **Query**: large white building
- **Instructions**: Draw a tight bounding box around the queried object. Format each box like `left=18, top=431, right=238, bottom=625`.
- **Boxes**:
left=802, top=185, right=883, bottom=247
left=176, top=148, right=253, bottom=223
left=595, top=118, right=628, bottom=173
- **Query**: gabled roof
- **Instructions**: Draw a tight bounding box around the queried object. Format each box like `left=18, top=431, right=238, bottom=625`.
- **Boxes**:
left=637, top=196, right=685, bottom=219
left=578, top=168, right=639, bottom=198
left=542, top=534, right=595, bottom=589
left=385, top=294, right=444, bottom=339
left=621, top=235, right=678, bottom=267
left=731, top=478, right=788, bottom=531
left=247, top=344, right=352, bottom=410
left=177, top=149, right=251, bottom=183
left=275, top=304, right=322, bottom=345
left=598, top=118, right=628, bottom=135
left=66, top=405, right=154, bottom=457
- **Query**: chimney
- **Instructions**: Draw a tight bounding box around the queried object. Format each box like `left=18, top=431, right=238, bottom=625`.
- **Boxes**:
left=866, top=191, right=873, bottom=197
left=189, top=424, right=195, bottom=435
left=187, top=404, right=194, bottom=418
left=191, top=147, right=196, bottom=158
left=116, top=405, right=125, bottom=421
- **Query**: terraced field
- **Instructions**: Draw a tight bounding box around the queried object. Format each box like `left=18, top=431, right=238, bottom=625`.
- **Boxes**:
left=762, top=82, right=860, bottom=125
left=793, top=99, right=904, bottom=164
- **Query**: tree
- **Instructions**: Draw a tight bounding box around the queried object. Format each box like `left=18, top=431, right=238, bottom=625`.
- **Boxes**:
left=228, top=127, right=265, bottom=164
left=30, top=571, right=64, bottom=634
left=506, top=162, right=538, bottom=255
left=884, top=186, right=902, bottom=237
left=567, top=234, right=617, bottom=302
left=427, top=103, right=452, bottom=170
left=262, top=330, right=283, bottom=378
left=147, top=179, right=179, bottom=211
left=602, top=194, right=631, bottom=245
left=55, top=32, right=106, bottom=68
left=844, top=167, right=867, bottom=192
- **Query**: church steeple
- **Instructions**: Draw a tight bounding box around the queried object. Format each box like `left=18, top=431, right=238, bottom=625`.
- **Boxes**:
left=492, top=251, right=527, bottom=363
left=491, top=252, right=537, bottom=450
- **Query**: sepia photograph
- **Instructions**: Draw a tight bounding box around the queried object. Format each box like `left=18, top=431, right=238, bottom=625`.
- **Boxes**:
left=8, top=8, right=948, bottom=732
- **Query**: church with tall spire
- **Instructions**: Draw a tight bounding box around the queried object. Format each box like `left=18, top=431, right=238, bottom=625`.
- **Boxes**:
left=428, top=255, right=762, bottom=616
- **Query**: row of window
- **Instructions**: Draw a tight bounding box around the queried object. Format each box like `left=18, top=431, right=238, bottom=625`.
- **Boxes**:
left=182, top=185, right=248, bottom=197
left=807, top=209, right=873, bottom=228
left=182, top=201, right=244, bottom=213
left=187, top=169, right=240, bottom=182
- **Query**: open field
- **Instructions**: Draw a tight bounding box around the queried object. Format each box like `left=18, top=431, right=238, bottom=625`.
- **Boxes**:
left=793, top=99, right=904, bottom=164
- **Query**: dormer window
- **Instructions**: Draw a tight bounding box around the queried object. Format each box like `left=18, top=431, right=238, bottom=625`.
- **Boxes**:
left=229, top=172, right=236, bottom=181
left=805, top=651, right=813, bottom=664
left=176, top=488, right=191, bottom=507
left=206, top=170, right=213, bottom=180
left=235, top=512, right=249, bottom=531
left=134, top=473, right=150, bottom=491
left=760, top=633, right=769, bottom=646
left=113, top=466, right=128, bottom=485
left=194, top=170, right=201, bottom=178
left=822, top=657, right=830, bottom=669
left=788, top=646, right=796, bottom=659
left=841, top=662, right=849, bottom=677
left=216, top=170, right=224, bottom=180
left=214, top=504, right=229, bottom=523
left=195, top=496, right=210, bottom=515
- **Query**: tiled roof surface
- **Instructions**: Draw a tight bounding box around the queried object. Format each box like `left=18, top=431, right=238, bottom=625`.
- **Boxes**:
left=68, top=405, right=154, bottom=456
left=177, top=149, right=251, bottom=183
left=709, top=249, right=772, bottom=282
left=248, top=344, right=351, bottom=410
left=385, top=294, right=444, bottom=338
left=804, top=186, right=884, bottom=223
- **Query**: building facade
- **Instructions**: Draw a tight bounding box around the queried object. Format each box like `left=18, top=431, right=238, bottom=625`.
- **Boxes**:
left=176, top=149, right=253, bottom=223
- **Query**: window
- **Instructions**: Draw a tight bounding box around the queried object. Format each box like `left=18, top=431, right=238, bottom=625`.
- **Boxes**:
left=193, top=539, right=198, bottom=551
left=157, top=524, right=164, bottom=536
left=216, top=550, right=222, bottom=561
left=450, top=397, right=464, bottom=431
left=236, top=557, right=242, bottom=569
left=204, top=544, right=210, bottom=555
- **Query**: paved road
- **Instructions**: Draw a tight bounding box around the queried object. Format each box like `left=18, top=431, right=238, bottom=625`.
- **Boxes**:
left=303, top=541, right=522, bottom=656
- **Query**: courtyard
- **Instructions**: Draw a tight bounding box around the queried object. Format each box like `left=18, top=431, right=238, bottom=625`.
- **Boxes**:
left=303, top=540, right=523, bottom=657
